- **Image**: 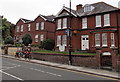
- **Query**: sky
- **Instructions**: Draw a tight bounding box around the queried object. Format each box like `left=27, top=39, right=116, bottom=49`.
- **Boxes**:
left=0, top=0, right=120, bottom=24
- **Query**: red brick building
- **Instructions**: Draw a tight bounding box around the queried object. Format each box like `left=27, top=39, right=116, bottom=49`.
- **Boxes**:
left=14, top=14, right=55, bottom=45
left=55, top=2, right=120, bottom=53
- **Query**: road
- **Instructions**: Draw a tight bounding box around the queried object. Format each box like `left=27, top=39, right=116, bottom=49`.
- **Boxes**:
left=1, top=57, right=119, bottom=81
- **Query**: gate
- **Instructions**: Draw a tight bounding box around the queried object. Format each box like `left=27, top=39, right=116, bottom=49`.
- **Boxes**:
left=100, top=52, right=112, bottom=70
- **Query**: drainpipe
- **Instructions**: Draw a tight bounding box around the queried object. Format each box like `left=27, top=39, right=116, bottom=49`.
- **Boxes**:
left=116, top=11, right=120, bottom=54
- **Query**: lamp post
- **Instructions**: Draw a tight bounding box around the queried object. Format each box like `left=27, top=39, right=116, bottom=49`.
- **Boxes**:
left=68, top=0, right=72, bottom=65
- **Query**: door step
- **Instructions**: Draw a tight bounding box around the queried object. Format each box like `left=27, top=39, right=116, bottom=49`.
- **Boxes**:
left=101, top=66, right=112, bottom=71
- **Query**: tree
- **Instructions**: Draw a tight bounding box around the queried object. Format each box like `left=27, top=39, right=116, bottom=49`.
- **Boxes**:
left=39, top=39, right=55, bottom=50
left=0, top=16, right=15, bottom=40
left=22, top=33, right=32, bottom=46
left=4, top=36, right=14, bottom=45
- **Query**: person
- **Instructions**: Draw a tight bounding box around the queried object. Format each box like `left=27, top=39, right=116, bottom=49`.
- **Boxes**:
left=26, top=46, right=31, bottom=60
left=15, top=48, right=20, bottom=58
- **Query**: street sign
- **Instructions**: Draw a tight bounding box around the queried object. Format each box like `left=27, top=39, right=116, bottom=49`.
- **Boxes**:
left=64, top=29, right=72, bottom=36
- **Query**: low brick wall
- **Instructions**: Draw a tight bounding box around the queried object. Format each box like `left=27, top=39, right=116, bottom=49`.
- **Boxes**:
left=117, top=56, right=120, bottom=71
left=31, top=53, right=98, bottom=68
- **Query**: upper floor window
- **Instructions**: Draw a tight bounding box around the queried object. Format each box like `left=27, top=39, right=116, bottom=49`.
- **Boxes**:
left=102, top=33, right=107, bottom=47
left=104, top=14, right=110, bottom=26
left=62, top=35, right=67, bottom=46
left=28, top=24, right=31, bottom=31
left=35, top=35, right=38, bottom=42
left=57, top=19, right=61, bottom=29
left=111, top=33, right=115, bottom=47
left=95, top=34, right=100, bottom=46
left=40, top=34, right=44, bottom=41
left=84, top=4, right=94, bottom=12
left=57, top=35, right=61, bottom=46
left=96, top=15, right=101, bottom=27
left=41, top=22, right=44, bottom=30
left=82, top=18, right=87, bottom=29
left=63, top=18, right=67, bottom=29
left=17, top=26, right=19, bottom=32
left=36, top=23, right=39, bottom=30
left=21, top=25, right=24, bottom=32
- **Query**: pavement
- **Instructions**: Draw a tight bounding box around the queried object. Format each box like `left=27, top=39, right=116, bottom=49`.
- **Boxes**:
left=1, top=54, right=120, bottom=80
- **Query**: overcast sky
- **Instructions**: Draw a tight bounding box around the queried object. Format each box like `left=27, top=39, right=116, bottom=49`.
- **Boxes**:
left=0, top=0, right=120, bottom=24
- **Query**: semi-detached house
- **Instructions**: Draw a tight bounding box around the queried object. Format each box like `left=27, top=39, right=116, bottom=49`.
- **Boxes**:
left=14, top=15, right=55, bottom=45
left=55, top=2, right=120, bottom=53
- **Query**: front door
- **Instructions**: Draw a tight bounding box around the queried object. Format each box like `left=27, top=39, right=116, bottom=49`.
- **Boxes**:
left=81, top=35, right=89, bottom=50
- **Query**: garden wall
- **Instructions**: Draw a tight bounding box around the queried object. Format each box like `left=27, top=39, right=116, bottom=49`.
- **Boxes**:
left=31, top=53, right=98, bottom=68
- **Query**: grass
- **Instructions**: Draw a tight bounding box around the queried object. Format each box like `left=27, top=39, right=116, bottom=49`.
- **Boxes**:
left=32, top=50, right=96, bottom=55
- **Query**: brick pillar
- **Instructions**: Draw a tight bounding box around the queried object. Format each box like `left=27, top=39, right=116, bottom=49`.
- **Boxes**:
left=96, top=48, right=102, bottom=69
left=111, top=47, right=118, bottom=71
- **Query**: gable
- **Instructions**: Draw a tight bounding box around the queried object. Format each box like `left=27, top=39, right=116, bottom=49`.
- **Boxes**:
left=34, top=16, right=46, bottom=22
left=16, top=19, right=24, bottom=25
left=56, top=7, right=77, bottom=17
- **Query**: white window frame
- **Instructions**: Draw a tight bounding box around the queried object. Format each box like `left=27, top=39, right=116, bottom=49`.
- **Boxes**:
left=36, top=23, right=39, bottom=30
left=96, top=15, right=101, bottom=27
left=17, top=26, right=19, bottom=32
left=111, top=33, right=115, bottom=47
left=63, top=18, right=67, bottom=29
left=104, top=14, right=110, bottom=26
left=57, top=35, right=61, bottom=46
left=35, top=35, right=39, bottom=42
left=95, top=34, right=100, bottom=47
left=62, top=35, right=67, bottom=46
left=41, top=22, right=44, bottom=30
left=40, top=34, right=44, bottom=42
left=21, top=25, right=24, bottom=32
left=57, top=19, right=61, bottom=29
left=28, top=24, right=31, bottom=31
left=82, top=18, right=87, bottom=29
left=102, top=33, right=107, bottom=47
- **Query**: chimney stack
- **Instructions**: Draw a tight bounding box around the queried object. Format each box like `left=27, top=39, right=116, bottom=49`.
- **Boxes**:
left=76, top=4, right=82, bottom=11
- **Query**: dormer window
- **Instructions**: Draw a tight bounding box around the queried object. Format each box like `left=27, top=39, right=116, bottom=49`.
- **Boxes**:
left=84, top=4, right=94, bottom=12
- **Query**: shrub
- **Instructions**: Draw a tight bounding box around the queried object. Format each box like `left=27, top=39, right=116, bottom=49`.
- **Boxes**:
left=4, top=36, right=14, bottom=45
left=31, top=43, right=39, bottom=47
left=39, top=39, right=55, bottom=50
left=22, top=33, right=32, bottom=46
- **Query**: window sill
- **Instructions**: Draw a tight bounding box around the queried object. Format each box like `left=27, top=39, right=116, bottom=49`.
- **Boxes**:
left=62, top=28, right=67, bottom=29
left=82, top=27, right=87, bottom=29
left=57, top=29, right=62, bottom=30
left=96, top=26, right=101, bottom=28
left=95, top=45, right=100, bottom=47
left=102, top=46, right=108, bottom=48
left=103, top=25, right=110, bottom=27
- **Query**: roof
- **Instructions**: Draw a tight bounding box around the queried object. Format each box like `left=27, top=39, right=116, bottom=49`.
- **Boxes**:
left=77, top=2, right=119, bottom=17
left=38, top=14, right=55, bottom=22
left=20, top=18, right=32, bottom=23
left=56, top=2, right=119, bottom=18
left=56, top=6, right=77, bottom=18
left=41, top=15, right=56, bottom=22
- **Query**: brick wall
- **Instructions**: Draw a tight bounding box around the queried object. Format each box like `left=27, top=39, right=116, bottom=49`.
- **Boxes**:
left=117, top=56, right=120, bottom=71
left=31, top=53, right=98, bottom=68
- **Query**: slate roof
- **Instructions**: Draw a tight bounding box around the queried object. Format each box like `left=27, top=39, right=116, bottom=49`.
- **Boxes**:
left=41, top=15, right=56, bottom=22
left=20, top=18, right=32, bottom=23
left=77, top=2, right=119, bottom=17
left=56, top=2, right=119, bottom=18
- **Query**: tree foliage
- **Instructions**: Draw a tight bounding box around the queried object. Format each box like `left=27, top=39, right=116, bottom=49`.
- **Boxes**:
left=4, top=36, right=14, bottom=44
left=39, top=39, right=55, bottom=50
left=0, top=16, right=15, bottom=40
left=22, top=33, right=32, bottom=46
